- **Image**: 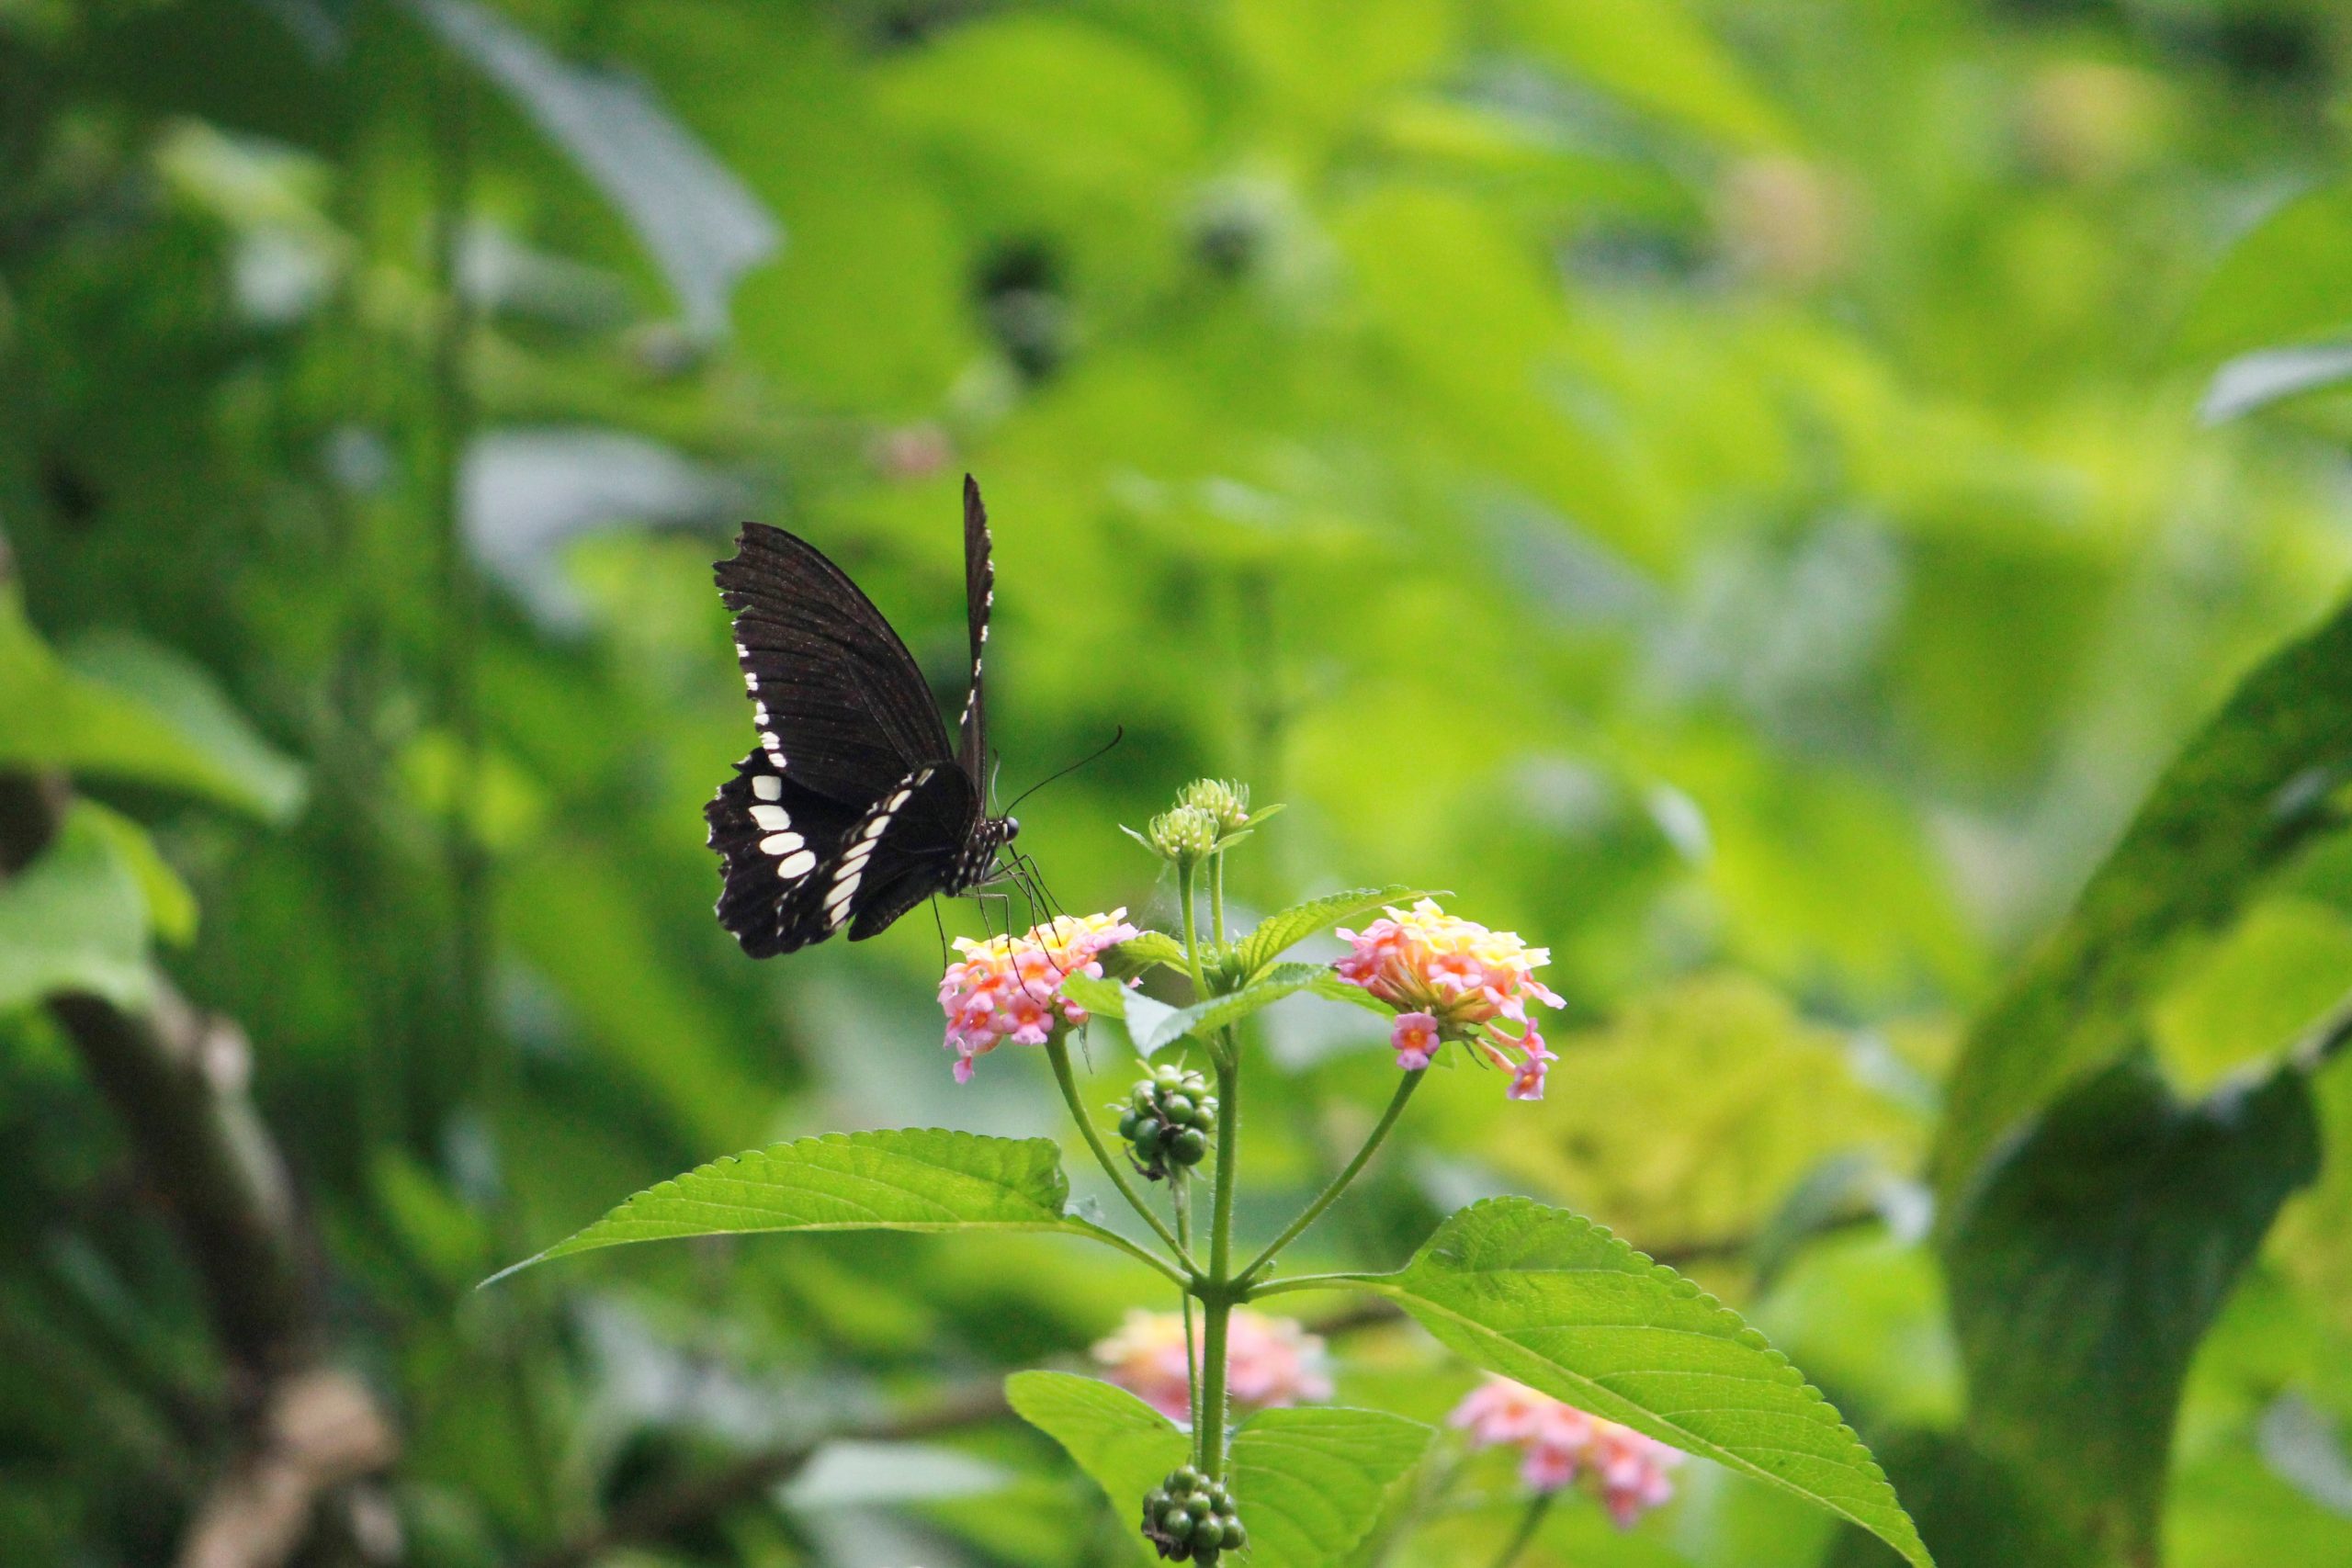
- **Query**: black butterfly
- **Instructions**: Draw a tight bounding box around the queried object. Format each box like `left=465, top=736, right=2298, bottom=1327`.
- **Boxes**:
left=706, top=475, right=1019, bottom=956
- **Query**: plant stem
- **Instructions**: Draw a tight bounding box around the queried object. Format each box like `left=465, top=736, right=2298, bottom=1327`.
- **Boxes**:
left=1179, top=860, right=1212, bottom=1002
left=1211, top=850, right=1227, bottom=945
left=1239, top=1069, right=1425, bottom=1283
left=1198, top=1051, right=1242, bottom=1480
left=1488, top=1491, right=1555, bottom=1568
left=1175, top=1171, right=1201, bottom=1450
left=1045, top=1037, right=1196, bottom=1272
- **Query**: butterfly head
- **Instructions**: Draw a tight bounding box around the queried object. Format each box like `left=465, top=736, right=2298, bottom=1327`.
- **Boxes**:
left=954, top=813, right=1021, bottom=892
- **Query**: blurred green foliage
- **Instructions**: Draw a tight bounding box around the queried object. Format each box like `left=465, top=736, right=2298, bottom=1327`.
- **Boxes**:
left=6, top=0, right=2352, bottom=1564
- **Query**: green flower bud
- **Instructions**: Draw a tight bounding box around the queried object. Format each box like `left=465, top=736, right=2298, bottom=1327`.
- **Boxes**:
left=1178, top=777, right=1252, bottom=835
left=1147, top=805, right=1219, bottom=867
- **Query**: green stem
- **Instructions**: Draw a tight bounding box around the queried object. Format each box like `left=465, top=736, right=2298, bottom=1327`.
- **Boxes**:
left=1487, top=1491, right=1555, bottom=1568
left=1211, top=851, right=1227, bottom=946
left=1045, top=1038, right=1196, bottom=1272
left=1179, top=861, right=1212, bottom=1003
left=1175, top=1172, right=1201, bottom=1446
left=1198, top=1053, right=1242, bottom=1480
left=1239, top=1069, right=1424, bottom=1283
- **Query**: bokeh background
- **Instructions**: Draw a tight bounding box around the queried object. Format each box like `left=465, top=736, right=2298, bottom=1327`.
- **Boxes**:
left=6, top=0, right=2352, bottom=1564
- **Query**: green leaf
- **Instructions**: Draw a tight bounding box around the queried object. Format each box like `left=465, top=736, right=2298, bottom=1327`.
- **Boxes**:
left=1104, top=931, right=1190, bottom=979
left=1228, top=1405, right=1433, bottom=1568
left=1945, top=1056, right=2321, bottom=1564
left=1930, top=593, right=2352, bottom=1212
left=66, top=632, right=307, bottom=823
left=1321, top=1198, right=1934, bottom=1568
left=1498, top=0, right=1792, bottom=149
left=0, top=803, right=155, bottom=1012
left=1131, top=963, right=1329, bottom=1055
left=1006, top=1372, right=1435, bottom=1568
left=1006, top=1371, right=1185, bottom=1562
left=488, top=1128, right=1104, bottom=1285
left=1235, top=886, right=1433, bottom=979
left=77, top=801, right=198, bottom=947
left=1061, top=973, right=1130, bottom=1020
left=2177, top=182, right=2352, bottom=362
left=0, top=593, right=302, bottom=820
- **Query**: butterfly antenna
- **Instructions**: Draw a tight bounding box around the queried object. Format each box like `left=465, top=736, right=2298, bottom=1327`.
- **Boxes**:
left=1003, top=726, right=1125, bottom=817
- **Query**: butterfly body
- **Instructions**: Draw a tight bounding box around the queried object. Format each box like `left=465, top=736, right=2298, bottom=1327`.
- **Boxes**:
left=706, top=477, right=1015, bottom=956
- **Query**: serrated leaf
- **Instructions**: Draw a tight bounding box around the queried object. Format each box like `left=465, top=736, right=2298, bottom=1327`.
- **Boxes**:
left=1103, top=931, right=1189, bottom=980
left=1932, top=592, right=2352, bottom=1213
left=1229, top=1405, right=1432, bottom=1568
left=1321, top=1198, right=1933, bottom=1567
left=0, top=802, right=155, bottom=1013
left=487, top=1128, right=1102, bottom=1285
left=1946, top=1056, right=2320, bottom=1563
left=1236, top=886, right=1432, bottom=978
left=1133, top=964, right=1329, bottom=1055
left=1007, top=1372, right=1434, bottom=1568
left=1006, top=1372, right=1185, bottom=1563
left=1061, top=973, right=1130, bottom=1020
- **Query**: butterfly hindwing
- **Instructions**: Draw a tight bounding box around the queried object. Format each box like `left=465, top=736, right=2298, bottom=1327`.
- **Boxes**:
left=707, top=754, right=863, bottom=958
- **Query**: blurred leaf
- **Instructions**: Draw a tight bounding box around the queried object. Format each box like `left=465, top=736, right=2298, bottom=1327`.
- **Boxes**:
left=75, top=799, right=196, bottom=947
left=2177, top=183, right=2352, bottom=362
left=1007, top=1372, right=1435, bottom=1568
left=1235, top=886, right=1431, bottom=979
left=488, top=1128, right=1109, bottom=1283
left=1932, top=593, right=2352, bottom=1213
left=1946, top=1056, right=2321, bottom=1563
left=1318, top=1198, right=1934, bottom=1568
left=0, top=593, right=296, bottom=818
left=65, top=630, right=307, bottom=822
left=0, top=803, right=153, bottom=1012
left=409, top=0, right=780, bottom=338
left=1497, top=0, right=1792, bottom=149
left=1060, top=973, right=1131, bottom=1020
left=2199, top=344, right=2352, bottom=424
left=1822, top=1429, right=2087, bottom=1568
left=1227, top=1404, right=1433, bottom=1568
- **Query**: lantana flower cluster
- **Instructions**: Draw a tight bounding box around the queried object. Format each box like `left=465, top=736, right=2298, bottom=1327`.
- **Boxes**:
left=1334, top=899, right=1565, bottom=1099
left=1450, top=1377, right=1684, bottom=1528
left=938, top=909, right=1139, bottom=1082
left=1093, top=1308, right=1332, bottom=1425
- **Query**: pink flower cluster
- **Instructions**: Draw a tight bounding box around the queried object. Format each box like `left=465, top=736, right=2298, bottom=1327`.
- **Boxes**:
left=1091, top=1308, right=1333, bottom=1425
left=1334, top=899, right=1565, bottom=1099
left=1450, top=1377, right=1684, bottom=1528
left=938, top=909, right=1139, bottom=1082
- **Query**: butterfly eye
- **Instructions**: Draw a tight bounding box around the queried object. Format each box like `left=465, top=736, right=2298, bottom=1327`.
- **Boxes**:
left=1006, top=818, right=1020, bottom=838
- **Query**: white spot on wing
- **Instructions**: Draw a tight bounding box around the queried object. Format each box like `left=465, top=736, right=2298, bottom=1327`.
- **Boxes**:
left=760, top=831, right=805, bottom=855
left=751, top=804, right=791, bottom=831
left=777, top=850, right=817, bottom=878
left=752, top=775, right=782, bottom=802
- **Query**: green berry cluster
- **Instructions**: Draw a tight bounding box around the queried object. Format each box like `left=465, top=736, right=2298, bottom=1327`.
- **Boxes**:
left=1117, top=1065, right=1216, bottom=1180
left=1141, top=1466, right=1246, bottom=1562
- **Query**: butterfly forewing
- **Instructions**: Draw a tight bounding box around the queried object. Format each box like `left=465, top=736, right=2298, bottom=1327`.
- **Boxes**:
left=957, top=474, right=993, bottom=786
left=706, top=481, right=1014, bottom=958
left=717, top=523, right=953, bottom=805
